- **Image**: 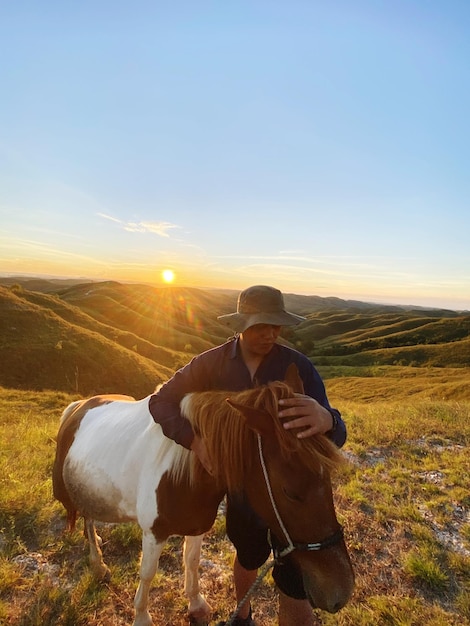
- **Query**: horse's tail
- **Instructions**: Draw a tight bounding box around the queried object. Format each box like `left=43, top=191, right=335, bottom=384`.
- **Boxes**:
left=66, top=508, right=79, bottom=533
left=53, top=399, right=86, bottom=532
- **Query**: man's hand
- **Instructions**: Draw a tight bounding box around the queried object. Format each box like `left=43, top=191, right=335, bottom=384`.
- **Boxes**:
left=278, top=394, right=334, bottom=438
left=190, top=434, right=214, bottom=474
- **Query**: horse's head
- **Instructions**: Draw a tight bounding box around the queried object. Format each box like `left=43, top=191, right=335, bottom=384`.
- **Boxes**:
left=225, top=366, right=355, bottom=613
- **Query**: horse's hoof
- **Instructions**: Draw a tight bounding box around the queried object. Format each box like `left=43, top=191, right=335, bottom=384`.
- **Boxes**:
left=95, top=566, right=111, bottom=583
left=187, top=600, right=211, bottom=625
left=188, top=618, right=209, bottom=626
left=188, top=613, right=210, bottom=626
left=101, top=569, right=111, bottom=583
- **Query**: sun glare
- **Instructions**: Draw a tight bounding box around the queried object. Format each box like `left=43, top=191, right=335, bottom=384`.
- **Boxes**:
left=162, top=269, right=175, bottom=284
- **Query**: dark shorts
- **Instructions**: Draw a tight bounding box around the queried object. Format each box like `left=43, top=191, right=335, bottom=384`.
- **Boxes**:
left=225, top=493, right=307, bottom=600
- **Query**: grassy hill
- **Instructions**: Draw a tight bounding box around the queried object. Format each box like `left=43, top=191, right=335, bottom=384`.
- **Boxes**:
left=0, top=278, right=469, bottom=399
left=1, top=386, right=469, bottom=625
left=0, top=286, right=173, bottom=397
left=293, top=309, right=470, bottom=369
left=56, top=280, right=233, bottom=351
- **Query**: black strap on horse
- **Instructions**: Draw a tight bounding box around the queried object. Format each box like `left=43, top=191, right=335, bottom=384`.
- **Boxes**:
left=271, top=525, right=345, bottom=560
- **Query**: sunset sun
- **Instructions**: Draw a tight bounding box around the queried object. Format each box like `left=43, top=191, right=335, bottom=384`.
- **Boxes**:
left=162, top=269, right=175, bottom=284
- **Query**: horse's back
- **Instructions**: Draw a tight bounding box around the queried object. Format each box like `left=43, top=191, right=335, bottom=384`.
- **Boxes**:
left=52, top=396, right=109, bottom=520
left=53, top=394, right=138, bottom=491
left=53, top=394, right=166, bottom=526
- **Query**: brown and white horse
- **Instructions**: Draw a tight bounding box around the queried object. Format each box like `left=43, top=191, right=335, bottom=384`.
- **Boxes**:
left=52, top=366, right=354, bottom=626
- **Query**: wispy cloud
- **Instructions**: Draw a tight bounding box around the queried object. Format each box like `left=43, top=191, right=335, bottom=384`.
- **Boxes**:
left=97, top=213, right=122, bottom=224
left=98, top=213, right=180, bottom=237
left=0, top=237, right=102, bottom=263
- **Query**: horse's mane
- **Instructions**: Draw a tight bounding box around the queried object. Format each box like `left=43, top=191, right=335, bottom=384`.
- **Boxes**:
left=172, top=381, right=343, bottom=491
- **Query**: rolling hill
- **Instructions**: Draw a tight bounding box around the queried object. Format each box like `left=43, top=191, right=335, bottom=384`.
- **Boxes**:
left=295, top=310, right=470, bottom=367
left=0, top=278, right=469, bottom=397
left=0, top=286, right=173, bottom=397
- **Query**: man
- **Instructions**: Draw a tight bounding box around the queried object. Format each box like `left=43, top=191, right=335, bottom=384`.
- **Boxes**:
left=149, top=285, right=346, bottom=626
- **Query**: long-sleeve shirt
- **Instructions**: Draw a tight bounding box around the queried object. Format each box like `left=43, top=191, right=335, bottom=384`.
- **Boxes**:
left=149, top=337, right=346, bottom=450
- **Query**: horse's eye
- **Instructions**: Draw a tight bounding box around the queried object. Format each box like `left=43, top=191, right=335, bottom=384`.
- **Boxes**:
left=282, top=487, right=304, bottom=503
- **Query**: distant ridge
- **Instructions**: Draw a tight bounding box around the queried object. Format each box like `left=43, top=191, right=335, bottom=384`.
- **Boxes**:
left=1, top=275, right=467, bottom=314
left=0, top=275, right=94, bottom=292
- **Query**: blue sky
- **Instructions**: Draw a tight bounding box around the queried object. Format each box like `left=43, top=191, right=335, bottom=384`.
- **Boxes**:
left=1, top=1, right=469, bottom=310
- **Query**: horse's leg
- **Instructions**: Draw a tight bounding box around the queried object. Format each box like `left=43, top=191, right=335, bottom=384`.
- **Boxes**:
left=133, top=529, right=164, bottom=626
left=84, top=518, right=111, bottom=581
left=183, top=535, right=212, bottom=624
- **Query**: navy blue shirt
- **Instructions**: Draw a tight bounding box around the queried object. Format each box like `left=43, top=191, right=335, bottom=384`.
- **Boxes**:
left=149, top=337, right=346, bottom=449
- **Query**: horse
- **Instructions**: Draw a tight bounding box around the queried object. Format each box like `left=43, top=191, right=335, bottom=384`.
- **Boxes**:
left=52, top=365, right=354, bottom=626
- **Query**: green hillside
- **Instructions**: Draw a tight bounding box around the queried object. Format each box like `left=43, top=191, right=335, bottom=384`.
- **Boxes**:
left=57, top=281, right=232, bottom=352
left=1, top=279, right=469, bottom=398
left=11, top=285, right=190, bottom=369
left=294, top=309, right=470, bottom=368
left=0, top=286, right=173, bottom=397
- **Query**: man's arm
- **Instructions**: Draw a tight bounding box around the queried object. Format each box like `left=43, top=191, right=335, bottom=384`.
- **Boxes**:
left=148, top=357, right=205, bottom=449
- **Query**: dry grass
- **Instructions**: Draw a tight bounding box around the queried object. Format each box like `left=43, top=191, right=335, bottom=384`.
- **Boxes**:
left=1, top=373, right=470, bottom=625
left=325, top=365, right=470, bottom=402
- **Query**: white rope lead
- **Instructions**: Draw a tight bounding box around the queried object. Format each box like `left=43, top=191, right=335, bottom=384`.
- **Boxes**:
left=222, top=435, right=295, bottom=626
left=223, top=557, right=276, bottom=626
left=257, top=434, right=295, bottom=557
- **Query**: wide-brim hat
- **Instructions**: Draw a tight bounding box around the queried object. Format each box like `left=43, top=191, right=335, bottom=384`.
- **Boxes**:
left=217, top=285, right=306, bottom=333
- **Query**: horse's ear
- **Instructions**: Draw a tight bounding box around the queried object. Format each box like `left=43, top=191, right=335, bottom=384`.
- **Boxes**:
left=226, top=399, right=273, bottom=437
left=284, top=363, right=304, bottom=394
